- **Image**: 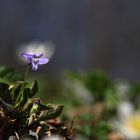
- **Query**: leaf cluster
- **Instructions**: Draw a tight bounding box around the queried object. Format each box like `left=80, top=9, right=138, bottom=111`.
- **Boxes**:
left=0, top=67, right=64, bottom=140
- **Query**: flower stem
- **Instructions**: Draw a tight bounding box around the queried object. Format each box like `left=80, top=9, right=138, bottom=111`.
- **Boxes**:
left=15, top=65, right=29, bottom=104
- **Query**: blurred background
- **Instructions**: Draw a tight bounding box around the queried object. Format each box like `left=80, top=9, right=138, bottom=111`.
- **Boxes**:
left=1, top=1, right=140, bottom=139
left=0, top=0, right=140, bottom=81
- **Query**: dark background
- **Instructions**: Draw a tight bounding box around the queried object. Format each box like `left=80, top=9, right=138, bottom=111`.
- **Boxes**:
left=0, top=0, right=140, bottom=81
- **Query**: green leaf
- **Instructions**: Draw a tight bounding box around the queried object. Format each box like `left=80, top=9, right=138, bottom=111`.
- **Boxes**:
left=0, top=97, right=17, bottom=116
left=22, top=98, right=40, bottom=115
left=9, top=81, right=23, bottom=102
left=14, top=88, right=29, bottom=109
left=0, top=82, right=12, bottom=104
left=29, top=80, right=38, bottom=98
left=39, top=103, right=53, bottom=111
left=29, top=103, right=40, bottom=115
left=36, top=104, right=63, bottom=122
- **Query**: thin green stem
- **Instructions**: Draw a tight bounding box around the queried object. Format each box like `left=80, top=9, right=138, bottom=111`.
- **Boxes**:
left=15, top=65, right=29, bottom=104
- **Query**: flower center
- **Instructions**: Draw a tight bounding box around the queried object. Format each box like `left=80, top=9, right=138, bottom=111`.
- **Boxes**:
left=124, top=113, right=140, bottom=135
left=33, top=58, right=38, bottom=64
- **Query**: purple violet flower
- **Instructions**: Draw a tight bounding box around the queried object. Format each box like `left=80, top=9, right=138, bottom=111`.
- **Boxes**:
left=21, top=52, right=49, bottom=71
left=33, top=100, right=40, bottom=105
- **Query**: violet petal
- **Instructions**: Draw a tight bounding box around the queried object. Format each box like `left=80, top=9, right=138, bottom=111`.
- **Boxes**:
left=31, top=61, right=39, bottom=71
left=38, top=58, right=49, bottom=65
left=21, top=53, right=33, bottom=63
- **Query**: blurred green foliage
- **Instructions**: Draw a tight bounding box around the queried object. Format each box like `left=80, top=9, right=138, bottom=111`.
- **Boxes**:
left=63, top=70, right=119, bottom=110
left=0, top=66, right=22, bottom=84
left=47, top=70, right=140, bottom=139
left=84, top=71, right=113, bottom=100
left=76, top=114, right=110, bottom=140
